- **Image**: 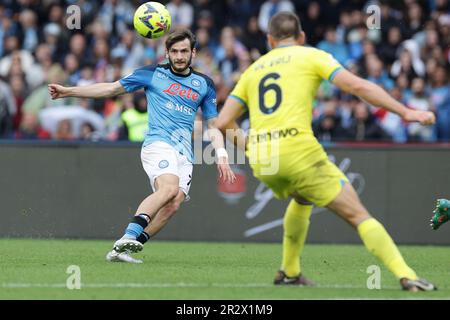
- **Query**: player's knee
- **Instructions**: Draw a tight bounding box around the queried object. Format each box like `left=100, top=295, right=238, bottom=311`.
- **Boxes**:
left=170, top=201, right=181, bottom=213
left=158, top=185, right=179, bottom=201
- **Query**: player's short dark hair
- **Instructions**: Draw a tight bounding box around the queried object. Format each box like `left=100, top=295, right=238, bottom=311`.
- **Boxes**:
left=165, top=29, right=197, bottom=51
left=269, top=12, right=302, bottom=40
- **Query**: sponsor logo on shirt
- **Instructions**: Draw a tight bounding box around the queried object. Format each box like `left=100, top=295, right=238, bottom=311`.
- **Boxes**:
left=163, top=83, right=199, bottom=102
left=249, top=128, right=299, bottom=143
left=164, top=101, right=193, bottom=115
left=157, top=71, right=168, bottom=79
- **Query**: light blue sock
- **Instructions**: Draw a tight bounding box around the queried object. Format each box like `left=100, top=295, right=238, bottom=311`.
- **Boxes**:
left=122, top=214, right=150, bottom=240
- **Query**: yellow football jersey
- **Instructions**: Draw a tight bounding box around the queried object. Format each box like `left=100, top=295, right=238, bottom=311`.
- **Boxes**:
left=230, top=45, right=342, bottom=167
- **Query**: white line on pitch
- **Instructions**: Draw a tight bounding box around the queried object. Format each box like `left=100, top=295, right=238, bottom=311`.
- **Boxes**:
left=1, top=283, right=399, bottom=289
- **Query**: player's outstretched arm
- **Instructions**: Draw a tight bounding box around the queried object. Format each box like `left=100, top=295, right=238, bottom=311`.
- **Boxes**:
left=216, top=97, right=248, bottom=152
left=206, top=118, right=236, bottom=184
left=332, top=69, right=436, bottom=125
left=48, top=81, right=126, bottom=100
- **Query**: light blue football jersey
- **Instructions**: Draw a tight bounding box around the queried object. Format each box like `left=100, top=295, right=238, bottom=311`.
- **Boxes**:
left=119, top=63, right=218, bottom=162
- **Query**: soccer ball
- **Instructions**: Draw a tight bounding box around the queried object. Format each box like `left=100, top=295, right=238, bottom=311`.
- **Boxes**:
left=133, top=2, right=171, bottom=39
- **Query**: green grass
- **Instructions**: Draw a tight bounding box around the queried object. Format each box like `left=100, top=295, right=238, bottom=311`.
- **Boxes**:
left=0, top=239, right=448, bottom=299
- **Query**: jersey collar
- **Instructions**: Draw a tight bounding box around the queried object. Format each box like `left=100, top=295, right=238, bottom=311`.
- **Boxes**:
left=169, top=66, right=193, bottom=78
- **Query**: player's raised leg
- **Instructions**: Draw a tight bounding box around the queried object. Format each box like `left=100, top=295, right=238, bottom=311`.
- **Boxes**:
left=430, top=198, right=450, bottom=230
left=113, top=173, right=180, bottom=253
left=134, top=154, right=192, bottom=245
left=327, top=183, right=436, bottom=291
left=274, top=199, right=315, bottom=286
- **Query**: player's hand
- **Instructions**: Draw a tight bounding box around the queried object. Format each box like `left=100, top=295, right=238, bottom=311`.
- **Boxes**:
left=217, top=157, right=236, bottom=184
left=48, top=84, right=69, bottom=100
left=403, top=109, right=436, bottom=126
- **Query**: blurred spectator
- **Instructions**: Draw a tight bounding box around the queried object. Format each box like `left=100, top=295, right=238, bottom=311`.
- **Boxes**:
left=395, top=72, right=412, bottom=101
left=42, top=22, right=64, bottom=62
left=366, top=55, right=394, bottom=90
left=218, top=38, right=240, bottom=88
left=406, top=78, right=436, bottom=142
left=68, top=34, right=89, bottom=68
left=113, top=29, right=145, bottom=76
left=18, top=9, right=39, bottom=52
left=377, top=26, right=403, bottom=67
left=379, top=3, right=402, bottom=39
left=9, top=75, right=26, bottom=130
left=26, top=43, right=53, bottom=89
left=80, top=122, right=99, bottom=141
left=430, top=65, right=450, bottom=141
left=313, top=99, right=348, bottom=142
left=22, top=64, right=75, bottom=115
left=421, top=28, right=441, bottom=62
left=0, top=5, right=17, bottom=58
left=300, top=1, right=324, bottom=46
left=405, top=2, right=424, bottom=39
left=15, top=112, right=50, bottom=140
left=391, top=45, right=425, bottom=81
left=193, top=0, right=227, bottom=37
left=241, top=16, right=267, bottom=61
left=335, top=10, right=351, bottom=44
left=214, top=26, right=247, bottom=64
left=119, top=92, right=148, bottom=142
left=194, top=28, right=220, bottom=80
left=0, top=37, right=34, bottom=78
left=167, top=0, right=194, bottom=29
left=258, top=0, right=295, bottom=33
left=64, top=53, right=81, bottom=86
left=77, top=64, right=96, bottom=87
left=313, top=114, right=348, bottom=142
left=318, top=27, right=350, bottom=66
left=53, top=119, right=74, bottom=141
left=0, top=77, right=15, bottom=137
left=347, top=102, right=391, bottom=141
left=97, top=0, right=134, bottom=39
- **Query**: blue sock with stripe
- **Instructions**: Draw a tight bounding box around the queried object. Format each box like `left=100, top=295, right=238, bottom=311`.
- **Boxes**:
left=122, top=214, right=151, bottom=240
left=136, top=231, right=151, bottom=244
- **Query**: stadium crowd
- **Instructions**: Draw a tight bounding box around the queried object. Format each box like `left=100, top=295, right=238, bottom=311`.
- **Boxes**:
left=0, top=0, right=449, bottom=143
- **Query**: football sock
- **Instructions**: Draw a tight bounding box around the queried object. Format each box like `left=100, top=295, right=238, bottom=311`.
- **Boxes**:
left=282, top=200, right=312, bottom=278
left=357, top=218, right=418, bottom=280
left=122, top=214, right=151, bottom=240
left=136, top=231, right=151, bottom=244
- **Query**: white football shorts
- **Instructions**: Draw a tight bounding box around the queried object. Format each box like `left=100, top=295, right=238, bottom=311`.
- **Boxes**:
left=141, top=141, right=193, bottom=200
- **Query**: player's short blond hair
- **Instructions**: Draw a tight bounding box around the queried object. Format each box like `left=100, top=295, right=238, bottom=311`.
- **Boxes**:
left=268, top=11, right=302, bottom=40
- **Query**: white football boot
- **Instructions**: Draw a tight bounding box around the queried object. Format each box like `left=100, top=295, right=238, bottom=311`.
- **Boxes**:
left=113, top=238, right=143, bottom=253
left=106, top=249, right=143, bottom=264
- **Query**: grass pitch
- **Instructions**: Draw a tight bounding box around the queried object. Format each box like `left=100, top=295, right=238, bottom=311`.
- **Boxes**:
left=0, top=239, right=448, bottom=300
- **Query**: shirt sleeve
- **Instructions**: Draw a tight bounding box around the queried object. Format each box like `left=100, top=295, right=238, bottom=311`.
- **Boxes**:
left=119, top=65, right=156, bottom=93
left=229, top=71, right=249, bottom=109
left=311, top=49, right=344, bottom=81
left=201, top=80, right=218, bottom=120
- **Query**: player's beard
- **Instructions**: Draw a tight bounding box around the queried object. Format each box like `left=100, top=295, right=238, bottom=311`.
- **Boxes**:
left=169, top=54, right=192, bottom=74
